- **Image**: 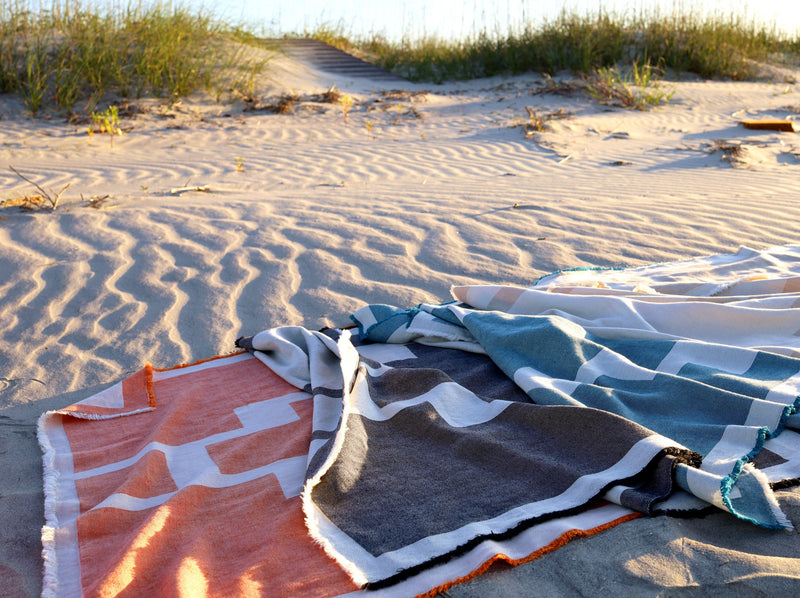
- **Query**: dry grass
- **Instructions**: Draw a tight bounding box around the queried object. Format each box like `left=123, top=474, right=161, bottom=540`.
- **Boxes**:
left=320, top=85, right=341, bottom=104
left=704, top=139, right=746, bottom=167
left=6, top=166, right=69, bottom=210
left=531, top=74, right=586, bottom=97
left=522, top=106, right=570, bottom=136
left=379, top=89, right=429, bottom=101
left=265, top=93, right=300, bottom=114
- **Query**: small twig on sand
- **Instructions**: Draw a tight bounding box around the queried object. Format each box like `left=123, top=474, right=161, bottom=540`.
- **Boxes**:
left=84, top=194, right=111, bottom=209
left=169, top=185, right=210, bottom=195
left=9, top=166, right=70, bottom=210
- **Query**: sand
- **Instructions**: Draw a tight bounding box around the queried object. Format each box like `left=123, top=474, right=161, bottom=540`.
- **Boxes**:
left=2, top=46, right=800, bottom=597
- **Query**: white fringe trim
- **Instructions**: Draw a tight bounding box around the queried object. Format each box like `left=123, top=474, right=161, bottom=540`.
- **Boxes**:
left=301, top=330, right=369, bottom=588
left=38, top=411, right=61, bottom=598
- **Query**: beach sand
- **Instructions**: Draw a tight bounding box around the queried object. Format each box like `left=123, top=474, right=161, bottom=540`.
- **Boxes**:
left=2, top=47, right=800, bottom=596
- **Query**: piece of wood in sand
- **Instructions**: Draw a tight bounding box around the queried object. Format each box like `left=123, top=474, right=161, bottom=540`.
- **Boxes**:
left=740, top=120, right=796, bottom=132
left=169, top=185, right=210, bottom=195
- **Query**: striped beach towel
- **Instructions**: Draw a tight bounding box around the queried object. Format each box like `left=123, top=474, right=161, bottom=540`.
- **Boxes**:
left=40, top=245, right=800, bottom=596
left=39, top=349, right=641, bottom=597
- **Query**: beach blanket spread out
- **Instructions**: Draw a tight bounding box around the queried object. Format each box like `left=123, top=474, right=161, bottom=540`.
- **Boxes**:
left=40, top=245, right=800, bottom=597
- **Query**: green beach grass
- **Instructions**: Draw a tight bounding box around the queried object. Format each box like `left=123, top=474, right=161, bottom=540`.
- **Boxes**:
left=0, top=0, right=270, bottom=115
left=0, top=2, right=798, bottom=116
left=321, top=9, right=799, bottom=83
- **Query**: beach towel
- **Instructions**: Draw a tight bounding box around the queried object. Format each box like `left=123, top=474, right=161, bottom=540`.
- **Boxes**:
left=38, top=349, right=641, bottom=597
left=244, top=245, right=800, bottom=588
left=38, top=354, right=362, bottom=597
left=40, top=245, right=800, bottom=596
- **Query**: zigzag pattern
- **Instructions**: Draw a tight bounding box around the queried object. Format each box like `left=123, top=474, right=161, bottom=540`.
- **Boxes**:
left=74, top=391, right=312, bottom=509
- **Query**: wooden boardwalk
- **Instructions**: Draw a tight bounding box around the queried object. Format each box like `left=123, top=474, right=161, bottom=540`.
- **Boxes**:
left=278, top=39, right=409, bottom=83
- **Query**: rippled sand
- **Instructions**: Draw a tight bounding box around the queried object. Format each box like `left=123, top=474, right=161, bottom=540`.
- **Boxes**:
left=1, top=53, right=800, bottom=596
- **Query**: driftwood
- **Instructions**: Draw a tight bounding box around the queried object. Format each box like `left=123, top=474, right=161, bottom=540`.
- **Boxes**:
left=169, top=185, right=210, bottom=195
left=741, top=120, right=796, bottom=132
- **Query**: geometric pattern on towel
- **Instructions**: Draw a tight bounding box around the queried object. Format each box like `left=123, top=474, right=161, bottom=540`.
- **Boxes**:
left=243, top=326, right=702, bottom=589
left=319, top=245, right=800, bottom=588
left=39, top=352, right=642, bottom=598
left=39, top=353, right=359, bottom=598
left=40, top=245, right=800, bottom=597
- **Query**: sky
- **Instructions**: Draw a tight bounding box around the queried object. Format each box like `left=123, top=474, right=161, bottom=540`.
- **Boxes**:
left=189, top=0, right=800, bottom=40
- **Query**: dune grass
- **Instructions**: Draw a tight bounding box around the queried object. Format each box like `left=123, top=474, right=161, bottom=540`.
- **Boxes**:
left=2, top=3, right=798, bottom=117
left=325, top=9, right=799, bottom=83
left=0, top=0, right=270, bottom=115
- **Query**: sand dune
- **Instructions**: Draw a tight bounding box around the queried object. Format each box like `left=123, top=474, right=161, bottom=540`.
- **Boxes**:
left=1, top=48, right=800, bottom=597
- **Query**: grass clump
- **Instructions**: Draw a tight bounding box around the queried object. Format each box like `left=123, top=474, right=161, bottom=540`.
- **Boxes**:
left=0, top=0, right=270, bottom=115
left=587, top=60, right=674, bottom=109
left=324, top=9, right=798, bottom=83
left=87, top=104, right=123, bottom=145
left=521, top=106, right=570, bottom=136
